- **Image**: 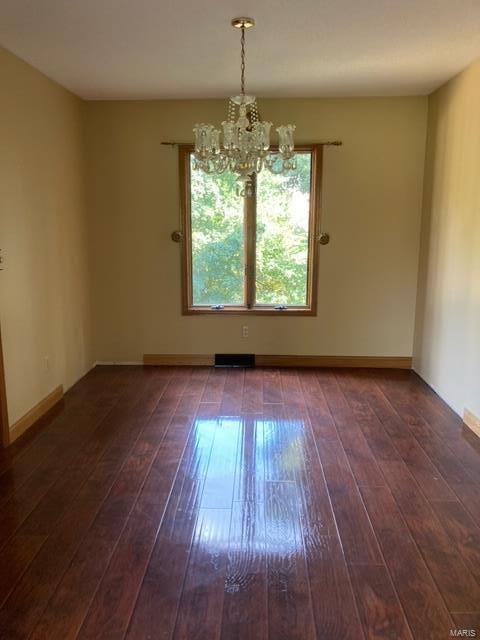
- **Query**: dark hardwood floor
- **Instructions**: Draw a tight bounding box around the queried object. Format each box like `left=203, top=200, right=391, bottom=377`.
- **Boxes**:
left=0, top=365, right=479, bottom=639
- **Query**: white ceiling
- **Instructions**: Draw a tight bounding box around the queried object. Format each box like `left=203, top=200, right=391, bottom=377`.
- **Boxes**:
left=0, top=0, right=479, bottom=99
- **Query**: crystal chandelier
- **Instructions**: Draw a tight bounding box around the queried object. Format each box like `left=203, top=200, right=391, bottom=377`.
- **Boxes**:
left=193, top=17, right=296, bottom=197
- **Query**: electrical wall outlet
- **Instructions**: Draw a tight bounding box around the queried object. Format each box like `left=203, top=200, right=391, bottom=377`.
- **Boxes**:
left=242, top=325, right=249, bottom=338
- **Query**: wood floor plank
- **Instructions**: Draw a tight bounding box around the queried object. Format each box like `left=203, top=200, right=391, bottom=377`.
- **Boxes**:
left=408, top=371, right=480, bottom=454
left=336, top=370, right=404, bottom=463
left=172, top=507, right=231, bottom=640
left=298, top=370, right=344, bottom=440
left=0, top=371, right=155, bottom=608
left=175, top=367, right=209, bottom=415
left=0, top=411, right=109, bottom=524
left=125, top=414, right=218, bottom=639
left=0, top=373, right=169, bottom=639
left=307, top=533, right=365, bottom=640
left=376, top=374, right=478, bottom=487
left=11, top=370, right=169, bottom=542
left=201, top=368, right=226, bottom=403
left=264, top=408, right=298, bottom=482
left=0, top=365, right=122, bottom=480
left=31, top=413, right=191, bottom=640
left=84, top=417, right=174, bottom=522
left=0, top=533, right=47, bottom=607
left=201, top=417, right=241, bottom=509
left=348, top=564, right=413, bottom=640
left=0, top=432, right=65, bottom=503
left=292, top=404, right=364, bottom=640
left=220, top=369, right=245, bottom=414
left=125, top=505, right=196, bottom=640
left=428, top=499, right=480, bottom=585
left=0, top=497, right=112, bottom=640
left=197, top=401, right=223, bottom=417
left=183, top=366, right=209, bottom=398
left=361, top=485, right=454, bottom=638
left=315, top=437, right=382, bottom=565
left=0, top=366, right=149, bottom=526
left=242, top=368, right=264, bottom=413
left=380, top=461, right=480, bottom=612
left=352, top=370, right=456, bottom=502
left=77, top=421, right=190, bottom=640
left=406, top=378, right=480, bottom=485
left=162, top=366, right=193, bottom=402
left=62, top=365, right=125, bottom=415
left=266, top=481, right=316, bottom=640
left=450, top=482, right=480, bottom=528
left=280, top=369, right=305, bottom=409
left=233, top=417, right=265, bottom=503
left=283, top=404, right=337, bottom=537
left=263, top=368, right=283, bottom=404
left=220, top=501, right=267, bottom=640
left=28, top=413, right=183, bottom=640
left=123, top=367, right=173, bottom=417
left=317, top=370, right=385, bottom=488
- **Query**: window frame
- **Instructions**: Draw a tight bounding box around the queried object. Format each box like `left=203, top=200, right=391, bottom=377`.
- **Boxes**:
left=179, top=143, right=323, bottom=316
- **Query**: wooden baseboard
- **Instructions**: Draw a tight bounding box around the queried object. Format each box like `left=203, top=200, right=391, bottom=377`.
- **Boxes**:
left=143, top=354, right=412, bottom=369
left=143, top=354, right=215, bottom=366
left=464, top=408, right=480, bottom=439
left=0, top=327, right=9, bottom=448
left=255, top=355, right=412, bottom=368
left=9, top=385, right=64, bottom=444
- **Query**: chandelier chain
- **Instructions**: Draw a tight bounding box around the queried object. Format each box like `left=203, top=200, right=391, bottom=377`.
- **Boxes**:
left=240, top=26, right=246, bottom=95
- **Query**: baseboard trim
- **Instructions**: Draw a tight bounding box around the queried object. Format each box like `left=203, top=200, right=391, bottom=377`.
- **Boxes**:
left=464, top=408, right=480, bottom=439
left=94, top=361, right=144, bottom=366
left=9, top=385, right=64, bottom=444
left=143, top=354, right=412, bottom=369
left=255, top=355, right=412, bottom=368
left=144, top=354, right=214, bottom=366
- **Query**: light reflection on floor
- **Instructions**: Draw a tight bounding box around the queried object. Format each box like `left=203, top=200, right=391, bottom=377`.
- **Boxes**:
left=186, top=416, right=308, bottom=556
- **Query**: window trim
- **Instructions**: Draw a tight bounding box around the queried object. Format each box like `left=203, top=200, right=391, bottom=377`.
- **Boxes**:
left=179, top=143, right=323, bottom=316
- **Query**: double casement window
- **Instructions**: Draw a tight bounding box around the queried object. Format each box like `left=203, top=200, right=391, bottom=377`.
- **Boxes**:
left=179, top=144, right=322, bottom=315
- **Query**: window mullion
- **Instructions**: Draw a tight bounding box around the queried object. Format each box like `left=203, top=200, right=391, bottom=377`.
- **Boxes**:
left=245, top=175, right=257, bottom=308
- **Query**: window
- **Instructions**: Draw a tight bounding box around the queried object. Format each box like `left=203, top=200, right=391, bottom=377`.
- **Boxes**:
left=179, top=144, right=322, bottom=315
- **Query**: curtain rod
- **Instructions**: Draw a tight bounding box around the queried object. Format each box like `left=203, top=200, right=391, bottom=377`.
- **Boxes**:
left=161, top=140, right=342, bottom=147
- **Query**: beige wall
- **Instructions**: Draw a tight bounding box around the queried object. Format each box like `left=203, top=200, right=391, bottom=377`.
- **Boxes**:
left=414, top=59, right=480, bottom=417
left=84, top=97, right=427, bottom=362
left=0, top=47, right=93, bottom=426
